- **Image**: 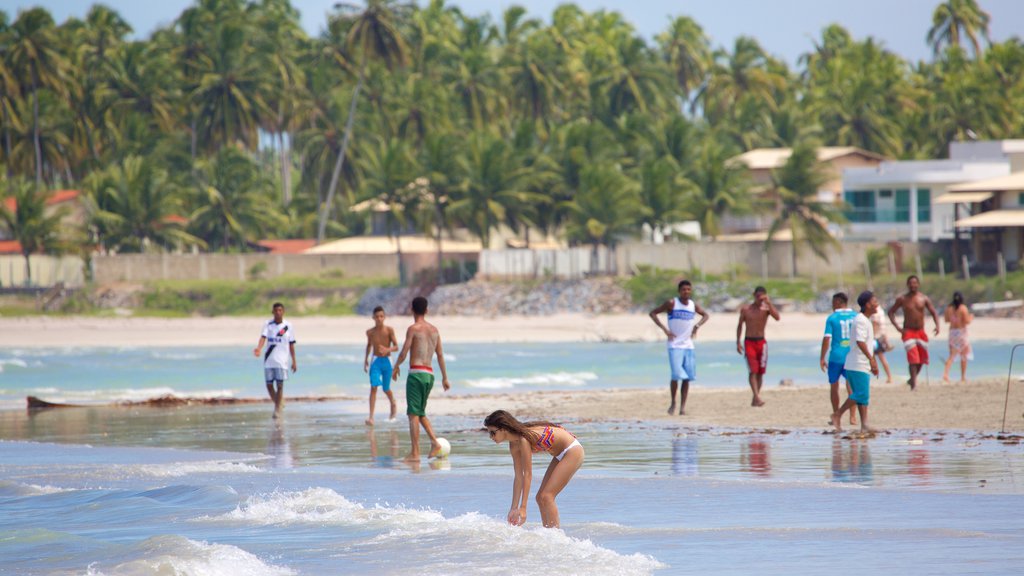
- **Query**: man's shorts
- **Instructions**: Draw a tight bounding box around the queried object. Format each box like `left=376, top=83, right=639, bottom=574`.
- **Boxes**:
left=827, top=361, right=846, bottom=385
left=369, top=356, right=392, bottom=392
left=264, top=367, right=288, bottom=383
left=668, top=348, right=696, bottom=381
left=744, top=338, right=767, bottom=375
left=846, top=370, right=871, bottom=405
left=902, top=329, right=930, bottom=365
left=406, top=371, right=435, bottom=416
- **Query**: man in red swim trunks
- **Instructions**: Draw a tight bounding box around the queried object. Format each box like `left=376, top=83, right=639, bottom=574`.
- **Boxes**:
left=887, top=275, right=940, bottom=391
left=736, top=286, right=780, bottom=407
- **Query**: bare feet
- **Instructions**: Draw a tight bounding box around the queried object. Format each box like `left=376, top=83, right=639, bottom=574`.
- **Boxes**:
left=751, top=397, right=765, bottom=407
left=403, top=452, right=420, bottom=462
left=942, top=376, right=951, bottom=384
left=678, top=408, right=686, bottom=416
left=365, top=418, right=374, bottom=426
left=885, top=379, right=893, bottom=384
left=831, top=413, right=843, bottom=432
left=428, top=441, right=442, bottom=459
left=389, top=403, right=397, bottom=420
left=667, top=404, right=676, bottom=415
left=850, top=414, right=858, bottom=426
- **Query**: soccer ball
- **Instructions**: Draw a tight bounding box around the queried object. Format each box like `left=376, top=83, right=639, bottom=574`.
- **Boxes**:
left=435, top=437, right=451, bottom=458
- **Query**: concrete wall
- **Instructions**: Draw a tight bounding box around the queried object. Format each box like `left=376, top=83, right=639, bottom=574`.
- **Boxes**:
left=480, top=241, right=922, bottom=280
left=0, top=255, right=85, bottom=287
left=92, top=253, right=399, bottom=284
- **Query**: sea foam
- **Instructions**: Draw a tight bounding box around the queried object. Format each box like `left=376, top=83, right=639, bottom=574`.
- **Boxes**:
left=464, top=371, right=598, bottom=389
left=83, top=535, right=294, bottom=576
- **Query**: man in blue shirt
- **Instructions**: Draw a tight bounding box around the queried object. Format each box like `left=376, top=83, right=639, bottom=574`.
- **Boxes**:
left=820, top=293, right=858, bottom=426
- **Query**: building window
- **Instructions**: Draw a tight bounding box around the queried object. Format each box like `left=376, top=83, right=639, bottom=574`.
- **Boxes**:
left=894, top=189, right=910, bottom=222
left=1018, top=192, right=1024, bottom=206
left=844, top=190, right=875, bottom=223
left=918, top=188, right=931, bottom=223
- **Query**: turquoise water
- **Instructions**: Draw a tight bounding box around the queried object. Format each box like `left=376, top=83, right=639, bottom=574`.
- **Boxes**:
left=1, top=340, right=1019, bottom=408
left=2, top=341, right=1023, bottom=574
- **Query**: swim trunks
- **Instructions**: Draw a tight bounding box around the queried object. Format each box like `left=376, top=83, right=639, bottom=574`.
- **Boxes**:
left=845, top=370, right=871, bottom=405
left=902, top=329, right=929, bottom=365
left=264, top=367, right=287, bottom=383
left=827, top=361, right=846, bottom=385
left=668, top=348, right=696, bottom=381
left=368, top=356, right=392, bottom=392
left=406, top=369, right=434, bottom=416
left=744, top=337, right=767, bottom=375
left=948, top=328, right=973, bottom=361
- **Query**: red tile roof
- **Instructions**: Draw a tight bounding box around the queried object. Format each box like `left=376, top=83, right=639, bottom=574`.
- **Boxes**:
left=256, top=239, right=318, bottom=254
left=4, top=189, right=81, bottom=212
left=0, top=240, right=22, bottom=254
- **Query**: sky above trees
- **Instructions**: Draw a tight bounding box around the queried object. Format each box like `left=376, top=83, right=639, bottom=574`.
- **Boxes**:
left=19, top=0, right=1024, bottom=65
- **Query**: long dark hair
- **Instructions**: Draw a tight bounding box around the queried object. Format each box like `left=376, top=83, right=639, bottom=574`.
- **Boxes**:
left=951, top=291, right=964, bottom=310
left=484, top=410, right=559, bottom=444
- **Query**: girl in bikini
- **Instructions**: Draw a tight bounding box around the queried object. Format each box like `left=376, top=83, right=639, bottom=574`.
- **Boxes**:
left=484, top=410, right=584, bottom=528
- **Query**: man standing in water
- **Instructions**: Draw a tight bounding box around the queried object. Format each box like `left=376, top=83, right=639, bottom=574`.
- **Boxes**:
left=364, top=305, right=398, bottom=425
left=887, top=275, right=940, bottom=390
left=737, top=286, right=780, bottom=407
left=649, top=280, right=710, bottom=415
left=392, top=296, right=450, bottom=460
left=253, top=302, right=296, bottom=418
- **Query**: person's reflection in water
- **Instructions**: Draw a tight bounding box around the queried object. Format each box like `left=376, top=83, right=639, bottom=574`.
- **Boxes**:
left=369, top=429, right=400, bottom=469
left=740, top=437, right=771, bottom=478
left=672, top=435, right=699, bottom=476
left=831, top=438, right=873, bottom=484
left=267, top=421, right=294, bottom=469
left=907, top=448, right=931, bottom=486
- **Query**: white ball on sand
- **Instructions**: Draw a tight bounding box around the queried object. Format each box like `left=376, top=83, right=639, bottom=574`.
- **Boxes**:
left=435, top=437, right=451, bottom=458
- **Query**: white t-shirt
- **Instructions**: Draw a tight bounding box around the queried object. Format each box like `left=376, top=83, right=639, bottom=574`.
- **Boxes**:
left=261, top=320, right=296, bottom=369
left=667, top=298, right=697, bottom=350
left=844, top=312, right=874, bottom=373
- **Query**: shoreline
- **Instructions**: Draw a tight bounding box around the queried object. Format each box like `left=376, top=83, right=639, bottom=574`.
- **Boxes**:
left=15, top=378, right=1024, bottom=435
left=9, top=313, right=1023, bottom=348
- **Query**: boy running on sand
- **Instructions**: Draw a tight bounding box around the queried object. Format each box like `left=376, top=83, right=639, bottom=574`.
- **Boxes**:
left=649, top=279, right=709, bottom=415
left=364, top=306, right=398, bottom=425
left=887, top=275, right=940, bottom=390
left=392, top=296, right=450, bottom=460
left=737, top=286, right=780, bottom=407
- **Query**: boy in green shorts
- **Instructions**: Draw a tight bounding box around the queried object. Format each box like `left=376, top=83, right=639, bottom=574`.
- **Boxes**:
left=392, top=296, right=450, bottom=460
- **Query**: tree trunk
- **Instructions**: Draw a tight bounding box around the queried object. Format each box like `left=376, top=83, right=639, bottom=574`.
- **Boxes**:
left=279, top=131, right=292, bottom=207
left=2, top=104, right=12, bottom=178
left=317, top=56, right=367, bottom=244
left=31, top=69, right=42, bottom=187
left=791, top=241, right=798, bottom=278
left=435, top=203, right=444, bottom=285
left=23, top=252, right=31, bottom=286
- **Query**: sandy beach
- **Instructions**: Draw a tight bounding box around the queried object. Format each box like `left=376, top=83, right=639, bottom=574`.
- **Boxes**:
left=10, top=314, right=1024, bottom=434
left=13, top=312, right=1024, bottom=347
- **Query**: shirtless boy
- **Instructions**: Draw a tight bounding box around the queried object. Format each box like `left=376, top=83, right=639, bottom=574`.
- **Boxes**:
left=392, top=296, right=450, bottom=460
left=736, top=286, right=780, bottom=407
left=364, top=306, right=398, bottom=425
left=887, top=275, right=940, bottom=391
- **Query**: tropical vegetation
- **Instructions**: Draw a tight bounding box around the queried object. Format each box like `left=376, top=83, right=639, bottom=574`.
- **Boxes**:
left=0, top=0, right=1018, bottom=276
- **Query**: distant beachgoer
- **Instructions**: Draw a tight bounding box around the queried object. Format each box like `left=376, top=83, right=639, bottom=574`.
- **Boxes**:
left=869, top=309, right=894, bottom=383
left=736, top=286, right=780, bottom=407
left=649, top=279, right=710, bottom=415
left=364, top=305, right=399, bottom=426
left=942, top=291, right=974, bottom=384
left=253, top=302, right=296, bottom=418
left=820, top=292, right=858, bottom=425
left=833, top=291, right=879, bottom=433
left=484, top=410, right=584, bottom=528
left=887, top=275, right=940, bottom=390
left=392, top=296, right=450, bottom=460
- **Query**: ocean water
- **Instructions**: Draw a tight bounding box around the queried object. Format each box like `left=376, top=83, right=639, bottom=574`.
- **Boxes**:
left=2, top=340, right=1024, bottom=574
left=0, top=340, right=1019, bottom=409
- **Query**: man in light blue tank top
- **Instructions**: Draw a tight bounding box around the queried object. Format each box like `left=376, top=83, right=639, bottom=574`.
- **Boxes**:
left=649, top=280, right=710, bottom=415
left=819, top=292, right=858, bottom=426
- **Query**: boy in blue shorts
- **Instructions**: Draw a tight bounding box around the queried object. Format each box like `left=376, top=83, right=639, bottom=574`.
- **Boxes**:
left=364, top=306, right=398, bottom=425
left=820, top=292, right=858, bottom=426
left=832, top=291, right=879, bottom=433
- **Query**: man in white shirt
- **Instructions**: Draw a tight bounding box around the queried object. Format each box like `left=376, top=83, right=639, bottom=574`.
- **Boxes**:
left=832, top=291, right=878, bottom=433
left=253, top=302, right=297, bottom=418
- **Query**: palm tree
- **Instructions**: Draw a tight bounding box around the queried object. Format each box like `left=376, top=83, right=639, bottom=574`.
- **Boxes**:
left=656, top=16, right=710, bottom=102
left=765, top=141, right=844, bottom=276
left=449, top=132, right=531, bottom=249
left=83, top=156, right=203, bottom=253
left=684, top=135, right=752, bottom=239
left=927, top=0, right=991, bottom=58
left=7, top=8, right=69, bottom=186
left=317, top=0, right=411, bottom=244
left=565, top=163, right=644, bottom=272
left=0, top=179, right=70, bottom=284
left=354, top=136, right=417, bottom=281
